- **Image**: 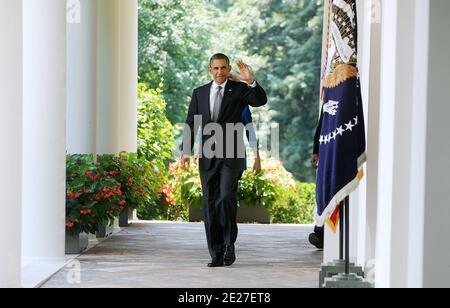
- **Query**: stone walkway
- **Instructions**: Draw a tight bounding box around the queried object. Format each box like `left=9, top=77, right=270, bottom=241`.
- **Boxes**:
left=42, top=222, right=322, bottom=288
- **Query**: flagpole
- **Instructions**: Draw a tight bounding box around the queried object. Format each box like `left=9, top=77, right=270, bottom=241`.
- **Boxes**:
left=345, top=196, right=350, bottom=275
left=339, top=203, right=344, bottom=260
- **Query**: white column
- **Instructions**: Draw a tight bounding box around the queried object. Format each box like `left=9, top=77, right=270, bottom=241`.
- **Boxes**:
left=375, top=0, right=398, bottom=288
left=406, top=0, right=429, bottom=288
left=67, top=0, right=97, bottom=154
left=422, top=0, right=450, bottom=288
left=0, top=0, right=23, bottom=288
left=376, top=0, right=432, bottom=288
left=351, top=0, right=371, bottom=267
left=96, top=0, right=137, bottom=155
left=118, top=0, right=138, bottom=153
left=96, top=0, right=120, bottom=154
left=360, top=0, right=382, bottom=279
left=22, top=0, right=66, bottom=265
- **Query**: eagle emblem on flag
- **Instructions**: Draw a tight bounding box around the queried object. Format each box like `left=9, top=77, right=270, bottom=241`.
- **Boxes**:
left=315, top=0, right=366, bottom=230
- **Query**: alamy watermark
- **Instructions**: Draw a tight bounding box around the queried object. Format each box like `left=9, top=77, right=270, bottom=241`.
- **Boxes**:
left=367, top=0, right=381, bottom=24
left=67, top=0, right=81, bottom=24
left=174, top=116, right=280, bottom=160
left=66, top=259, right=81, bottom=284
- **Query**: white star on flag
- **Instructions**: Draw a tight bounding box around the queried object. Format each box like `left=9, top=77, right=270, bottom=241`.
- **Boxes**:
left=346, top=121, right=354, bottom=131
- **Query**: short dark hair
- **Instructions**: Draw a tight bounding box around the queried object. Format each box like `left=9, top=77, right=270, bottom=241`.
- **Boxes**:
left=209, top=53, right=230, bottom=66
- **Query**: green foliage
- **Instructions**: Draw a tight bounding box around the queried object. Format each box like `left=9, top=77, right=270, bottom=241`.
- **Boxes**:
left=166, top=160, right=202, bottom=221
left=137, top=83, right=176, bottom=220
left=238, top=170, right=278, bottom=210
left=271, top=182, right=316, bottom=225
left=137, top=83, right=174, bottom=170
left=247, top=0, right=324, bottom=182
left=138, top=0, right=211, bottom=123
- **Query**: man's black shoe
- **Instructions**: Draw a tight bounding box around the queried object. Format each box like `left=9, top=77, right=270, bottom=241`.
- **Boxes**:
left=224, top=245, right=236, bottom=266
left=308, top=233, right=324, bottom=249
left=207, top=258, right=224, bottom=268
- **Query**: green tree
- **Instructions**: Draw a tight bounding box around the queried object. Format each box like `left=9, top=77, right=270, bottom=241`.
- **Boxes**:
left=138, top=0, right=211, bottom=124
left=247, top=0, right=324, bottom=182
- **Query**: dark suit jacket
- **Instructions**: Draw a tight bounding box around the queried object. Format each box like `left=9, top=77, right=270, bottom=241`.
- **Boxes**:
left=183, top=80, right=268, bottom=171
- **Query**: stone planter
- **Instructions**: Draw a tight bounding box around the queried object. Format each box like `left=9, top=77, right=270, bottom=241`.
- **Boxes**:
left=237, top=202, right=271, bottom=224
left=120, top=205, right=137, bottom=227
left=189, top=201, right=271, bottom=224
left=119, top=206, right=130, bottom=227
left=96, top=224, right=113, bottom=238
left=65, top=233, right=88, bottom=254
left=189, top=203, right=203, bottom=222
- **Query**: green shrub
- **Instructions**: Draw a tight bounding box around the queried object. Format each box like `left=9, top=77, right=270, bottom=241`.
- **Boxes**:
left=238, top=170, right=278, bottom=210
left=137, top=83, right=174, bottom=167
left=137, top=83, right=175, bottom=219
left=271, top=182, right=316, bottom=224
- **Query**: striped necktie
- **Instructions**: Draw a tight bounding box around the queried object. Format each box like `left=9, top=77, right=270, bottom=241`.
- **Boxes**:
left=212, top=86, right=223, bottom=122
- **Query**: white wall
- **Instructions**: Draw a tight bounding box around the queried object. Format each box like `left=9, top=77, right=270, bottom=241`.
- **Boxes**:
left=0, top=0, right=23, bottom=288
left=422, top=0, right=450, bottom=288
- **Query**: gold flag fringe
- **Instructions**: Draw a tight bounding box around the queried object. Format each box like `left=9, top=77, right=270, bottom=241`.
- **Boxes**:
left=323, top=64, right=358, bottom=88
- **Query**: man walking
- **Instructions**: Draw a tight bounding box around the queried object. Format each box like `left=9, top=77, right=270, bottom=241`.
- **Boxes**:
left=309, top=109, right=324, bottom=249
left=182, top=54, right=267, bottom=267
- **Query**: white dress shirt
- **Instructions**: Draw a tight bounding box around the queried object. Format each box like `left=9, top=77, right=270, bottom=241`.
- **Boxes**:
left=210, top=80, right=228, bottom=120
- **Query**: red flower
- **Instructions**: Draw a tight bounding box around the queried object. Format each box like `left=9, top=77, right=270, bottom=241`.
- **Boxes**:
left=66, top=221, right=75, bottom=228
left=67, top=191, right=81, bottom=199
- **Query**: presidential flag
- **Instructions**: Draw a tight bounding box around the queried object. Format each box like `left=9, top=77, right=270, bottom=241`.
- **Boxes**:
left=315, top=0, right=366, bottom=230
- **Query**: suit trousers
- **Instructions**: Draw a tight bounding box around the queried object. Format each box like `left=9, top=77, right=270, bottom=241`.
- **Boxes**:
left=200, top=158, right=241, bottom=259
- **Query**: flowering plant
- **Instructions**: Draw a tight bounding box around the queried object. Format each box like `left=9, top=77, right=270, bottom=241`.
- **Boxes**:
left=66, top=155, right=126, bottom=236
left=163, top=160, right=201, bottom=220
left=259, top=157, right=297, bottom=191
left=97, top=152, right=164, bottom=210
left=238, top=157, right=296, bottom=209
left=238, top=170, right=278, bottom=209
